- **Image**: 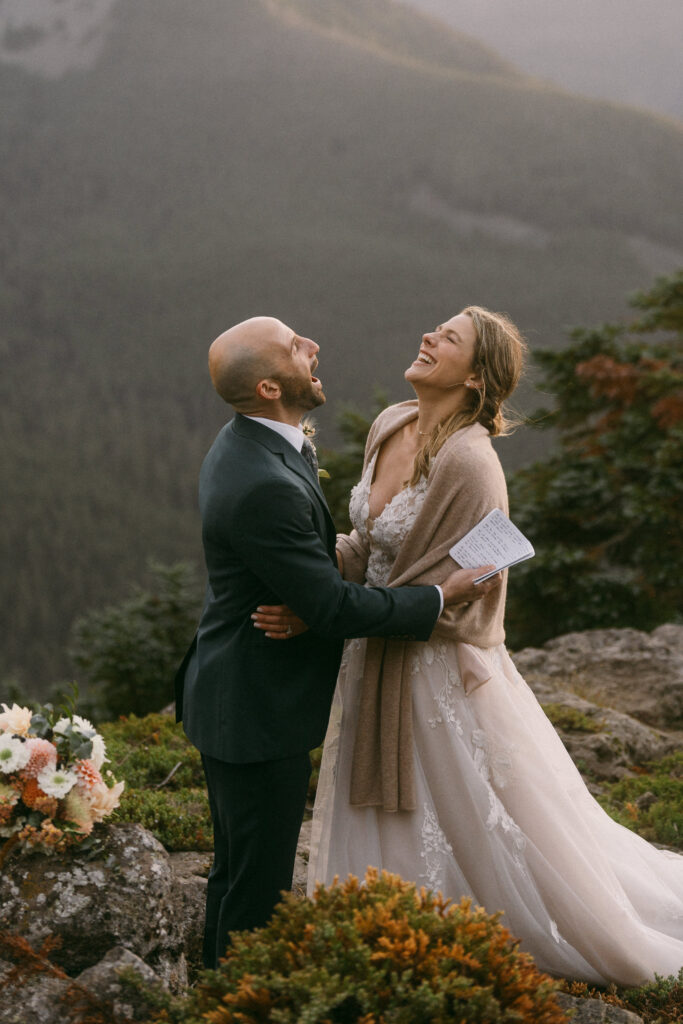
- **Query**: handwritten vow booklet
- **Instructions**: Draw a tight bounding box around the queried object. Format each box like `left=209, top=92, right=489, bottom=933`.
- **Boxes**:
left=449, top=508, right=534, bottom=584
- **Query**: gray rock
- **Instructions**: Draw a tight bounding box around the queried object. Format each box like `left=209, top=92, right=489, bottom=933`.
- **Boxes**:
left=539, top=693, right=677, bottom=782
left=76, top=946, right=161, bottom=1020
left=0, top=823, right=186, bottom=990
left=168, top=851, right=210, bottom=973
left=0, top=981, right=72, bottom=1024
left=513, top=624, right=683, bottom=730
left=556, top=993, right=644, bottom=1023
left=293, top=818, right=312, bottom=897
left=0, top=958, right=70, bottom=1024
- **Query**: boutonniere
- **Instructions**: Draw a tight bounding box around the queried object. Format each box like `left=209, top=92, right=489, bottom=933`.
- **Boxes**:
left=301, top=418, right=331, bottom=480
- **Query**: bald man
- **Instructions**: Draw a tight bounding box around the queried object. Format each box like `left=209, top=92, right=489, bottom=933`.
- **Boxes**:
left=175, top=317, right=497, bottom=967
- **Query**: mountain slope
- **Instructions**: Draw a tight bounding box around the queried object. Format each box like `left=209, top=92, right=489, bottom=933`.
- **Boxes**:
left=402, top=0, right=683, bottom=121
left=1, top=0, right=682, bottom=691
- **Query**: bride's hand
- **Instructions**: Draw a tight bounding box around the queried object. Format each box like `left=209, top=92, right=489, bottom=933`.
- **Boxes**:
left=251, top=604, right=309, bottom=639
left=441, top=566, right=501, bottom=607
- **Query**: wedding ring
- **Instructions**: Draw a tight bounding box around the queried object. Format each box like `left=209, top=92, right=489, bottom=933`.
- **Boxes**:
left=286, top=625, right=293, bottom=636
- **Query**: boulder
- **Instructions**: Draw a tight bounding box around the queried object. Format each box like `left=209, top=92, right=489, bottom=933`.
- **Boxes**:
left=536, top=691, right=677, bottom=783
left=0, top=822, right=187, bottom=990
left=556, top=993, right=644, bottom=1023
left=167, top=850, right=210, bottom=975
left=0, top=947, right=162, bottom=1024
left=513, top=624, right=683, bottom=730
left=0, top=959, right=70, bottom=1024
left=76, top=946, right=161, bottom=1021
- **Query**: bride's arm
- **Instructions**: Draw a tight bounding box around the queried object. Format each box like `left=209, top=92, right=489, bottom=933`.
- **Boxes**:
left=334, top=529, right=368, bottom=584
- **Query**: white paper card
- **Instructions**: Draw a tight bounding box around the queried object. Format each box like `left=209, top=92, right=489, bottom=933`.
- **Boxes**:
left=449, top=508, right=534, bottom=583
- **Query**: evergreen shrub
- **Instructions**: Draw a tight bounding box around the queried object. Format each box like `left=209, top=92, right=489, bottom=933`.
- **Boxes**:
left=70, top=561, right=201, bottom=720
left=160, top=869, right=568, bottom=1024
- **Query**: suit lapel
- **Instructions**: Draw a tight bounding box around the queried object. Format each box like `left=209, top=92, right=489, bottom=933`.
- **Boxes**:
left=231, top=414, right=336, bottom=537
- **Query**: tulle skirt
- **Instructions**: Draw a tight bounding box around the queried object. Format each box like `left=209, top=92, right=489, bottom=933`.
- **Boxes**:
left=308, top=637, right=683, bottom=985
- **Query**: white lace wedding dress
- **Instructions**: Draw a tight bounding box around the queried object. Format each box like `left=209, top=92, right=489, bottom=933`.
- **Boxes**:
left=308, top=452, right=683, bottom=985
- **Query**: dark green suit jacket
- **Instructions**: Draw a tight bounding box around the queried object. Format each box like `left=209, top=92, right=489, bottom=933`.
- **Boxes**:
left=175, top=414, right=440, bottom=763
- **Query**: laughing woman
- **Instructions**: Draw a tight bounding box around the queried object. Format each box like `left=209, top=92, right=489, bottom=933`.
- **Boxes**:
left=256, top=306, right=683, bottom=985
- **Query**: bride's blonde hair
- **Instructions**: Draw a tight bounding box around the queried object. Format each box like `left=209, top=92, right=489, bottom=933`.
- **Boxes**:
left=408, top=305, right=527, bottom=486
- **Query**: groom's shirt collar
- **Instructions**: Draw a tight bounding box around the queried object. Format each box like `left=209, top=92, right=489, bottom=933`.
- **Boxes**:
left=244, top=415, right=305, bottom=453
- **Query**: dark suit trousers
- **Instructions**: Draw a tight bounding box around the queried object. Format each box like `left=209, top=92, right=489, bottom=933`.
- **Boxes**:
left=201, top=751, right=311, bottom=968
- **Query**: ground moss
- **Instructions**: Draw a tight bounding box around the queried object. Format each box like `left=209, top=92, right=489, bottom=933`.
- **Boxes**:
left=597, top=751, right=683, bottom=850
left=541, top=702, right=603, bottom=733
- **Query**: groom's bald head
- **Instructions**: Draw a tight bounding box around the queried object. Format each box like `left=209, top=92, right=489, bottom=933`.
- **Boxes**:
left=209, top=316, right=292, bottom=410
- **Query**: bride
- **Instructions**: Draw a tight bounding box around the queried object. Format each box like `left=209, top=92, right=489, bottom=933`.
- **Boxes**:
left=255, top=306, right=683, bottom=985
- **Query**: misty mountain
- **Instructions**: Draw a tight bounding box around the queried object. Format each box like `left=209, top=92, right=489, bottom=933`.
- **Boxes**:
left=401, top=0, right=683, bottom=121
left=1, top=0, right=682, bottom=691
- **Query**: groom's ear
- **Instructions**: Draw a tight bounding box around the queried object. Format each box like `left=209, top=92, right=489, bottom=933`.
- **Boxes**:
left=256, top=378, right=281, bottom=401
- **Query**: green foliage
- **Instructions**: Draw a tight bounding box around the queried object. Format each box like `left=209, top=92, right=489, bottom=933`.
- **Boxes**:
left=596, top=751, right=683, bottom=850
left=69, top=562, right=201, bottom=721
left=540, top=703, right=603, bottom=734
left=113, top=788, right=212, bottom=852
left=507, top=270, right=683, bottom=648
left=99, top=712, right=212, bottom=851
left=147, top=869, right=567, bottom=1024
left=620, top=967, right=683, bottom=1023
left=308, top=743, right=323, bottom=807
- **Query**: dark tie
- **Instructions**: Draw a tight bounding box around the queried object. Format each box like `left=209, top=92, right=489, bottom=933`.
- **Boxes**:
left=300, top=437, right=319, bottom=477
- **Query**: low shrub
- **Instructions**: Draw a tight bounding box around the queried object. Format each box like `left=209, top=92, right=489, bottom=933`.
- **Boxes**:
left=620, top=967, right=683, bottom=1023
left=150, top=869, right=568, bottom=1024
left=562, top=970, right=683, bottom=1024
left=597, top=751, right=683, bottom=850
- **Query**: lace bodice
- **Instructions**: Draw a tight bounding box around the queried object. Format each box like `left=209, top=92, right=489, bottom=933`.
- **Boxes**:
left=348, top=450, right=428, bottom=586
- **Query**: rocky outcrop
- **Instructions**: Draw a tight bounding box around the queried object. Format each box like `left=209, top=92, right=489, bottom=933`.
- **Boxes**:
left=0, top=823, right=195, bottom=991
left=512, top=623, right=683, bottom=786
left=514, top=624, right=683, bottom=730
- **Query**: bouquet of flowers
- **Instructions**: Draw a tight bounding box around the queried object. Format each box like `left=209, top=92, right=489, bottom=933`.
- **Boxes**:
left=0, top=700, right=125, bottom=863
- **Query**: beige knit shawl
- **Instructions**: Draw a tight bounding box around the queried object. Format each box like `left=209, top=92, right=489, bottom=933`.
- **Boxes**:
left=337, top=401, right=509, bottom=812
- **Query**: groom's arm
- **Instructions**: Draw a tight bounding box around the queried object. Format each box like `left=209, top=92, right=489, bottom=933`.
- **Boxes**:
left=232, top=478, right=439, bottom=641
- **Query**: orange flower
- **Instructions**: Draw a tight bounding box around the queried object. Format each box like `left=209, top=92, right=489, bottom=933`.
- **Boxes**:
left=20, top=776, right=58, bottom=817
left=74, top=759, right=103, bottom=792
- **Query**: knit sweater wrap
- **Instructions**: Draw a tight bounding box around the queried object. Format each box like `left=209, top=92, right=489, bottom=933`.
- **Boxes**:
left=338, top=401, right=509, bottom=812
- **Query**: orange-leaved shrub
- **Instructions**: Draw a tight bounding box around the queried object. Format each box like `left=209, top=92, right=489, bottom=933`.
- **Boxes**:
left=163, top=868, right=568, bottom=1024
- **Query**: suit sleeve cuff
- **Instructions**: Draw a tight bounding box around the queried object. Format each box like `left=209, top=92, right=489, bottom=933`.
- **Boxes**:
left=434, top=585, right=444, bottom=617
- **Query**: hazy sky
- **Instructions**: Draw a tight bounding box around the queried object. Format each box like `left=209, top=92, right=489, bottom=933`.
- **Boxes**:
left=402, top=0, right=683, bottom=121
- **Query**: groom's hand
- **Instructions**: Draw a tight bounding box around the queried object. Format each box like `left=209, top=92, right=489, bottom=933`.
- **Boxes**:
left=251, top=604, right=309, bottom=639
left=441, top=566, right=501, bottom=607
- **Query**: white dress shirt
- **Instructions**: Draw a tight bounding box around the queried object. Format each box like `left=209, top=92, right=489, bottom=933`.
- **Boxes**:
left=243, top=415, right=444, bottom=616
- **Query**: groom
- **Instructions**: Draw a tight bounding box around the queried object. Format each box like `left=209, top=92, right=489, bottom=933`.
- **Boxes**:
left=175, top=316, right=497, bottom=968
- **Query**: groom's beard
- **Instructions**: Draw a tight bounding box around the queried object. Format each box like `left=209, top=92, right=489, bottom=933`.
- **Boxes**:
left=278, top=373, right=326, bottom=411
